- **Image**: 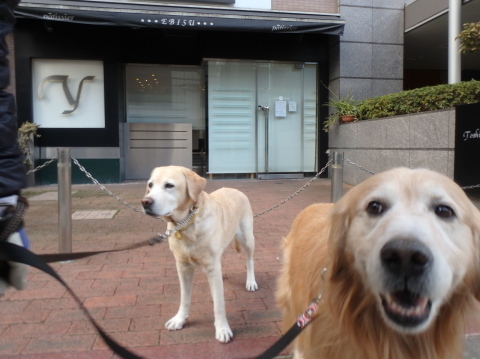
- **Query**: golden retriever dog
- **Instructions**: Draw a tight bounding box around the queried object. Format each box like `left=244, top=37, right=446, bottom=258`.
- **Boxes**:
left=141, top=166, right=258, bottom=343
left=277, top=167, right=480, bottom=359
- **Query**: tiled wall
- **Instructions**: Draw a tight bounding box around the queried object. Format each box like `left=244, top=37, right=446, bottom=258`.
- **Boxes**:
left=329, top=0, right=405, bottom=101
left=272, top=0, right=339, bottom=14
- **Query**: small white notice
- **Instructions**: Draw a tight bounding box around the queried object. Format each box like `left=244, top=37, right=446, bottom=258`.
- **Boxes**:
left=275, top=100, right=287, bottom=117
left=288, top=101, right=297, bottom=112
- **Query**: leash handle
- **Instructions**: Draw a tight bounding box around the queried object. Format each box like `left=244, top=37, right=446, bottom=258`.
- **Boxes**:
left=0, top=196, right=28, bottom=242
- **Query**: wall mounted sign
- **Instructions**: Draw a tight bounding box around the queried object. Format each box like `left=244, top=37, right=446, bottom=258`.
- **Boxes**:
left=32, top=59, right=105, bottom=128
left=454, top=102, right=480, bottom=195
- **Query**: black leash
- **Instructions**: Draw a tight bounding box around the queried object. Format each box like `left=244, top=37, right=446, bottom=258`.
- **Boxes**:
left=255, top=322, right=303, bottom=359
left=255, top=296, right=321, bottom=359
left=38, top=239, right=157, bottom=263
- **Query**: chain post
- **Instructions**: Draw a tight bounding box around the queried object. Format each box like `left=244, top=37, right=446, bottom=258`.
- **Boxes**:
left=331, top=152, right=344, bottom=203
left=57, top=148, right=72, bottom=253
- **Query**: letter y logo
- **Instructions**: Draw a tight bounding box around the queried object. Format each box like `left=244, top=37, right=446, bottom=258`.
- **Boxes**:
left=38, top=75, right=95, bottom=114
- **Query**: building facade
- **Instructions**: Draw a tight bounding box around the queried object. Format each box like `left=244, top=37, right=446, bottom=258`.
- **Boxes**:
left=12, top=0, right=406, bottom=184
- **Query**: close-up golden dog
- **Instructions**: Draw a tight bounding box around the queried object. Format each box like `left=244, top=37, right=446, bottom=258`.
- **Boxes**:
left=277, top=167, right=480, bottom=359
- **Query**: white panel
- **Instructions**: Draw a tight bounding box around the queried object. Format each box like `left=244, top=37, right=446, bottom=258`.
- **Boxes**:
left=125, top=65, right=204, bottom=130
left=208, top=61, right=257, bottom=173
left=234, top=0, right=271, bottom=9
left=32, top=59, right=105, bottom=128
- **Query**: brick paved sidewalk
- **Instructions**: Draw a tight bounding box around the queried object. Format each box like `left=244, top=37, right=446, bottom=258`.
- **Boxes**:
left=0, top=177, right=337, bottom=358
left=0, top=177, right=479, bottom=358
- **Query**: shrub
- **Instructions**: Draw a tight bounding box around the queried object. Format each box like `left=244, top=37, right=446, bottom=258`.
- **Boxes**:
left=322, top=90, right=360, bottom=131
left=357, top=80, right=480, bottom=121
left=457, top=22, right=480, bottom=54
left=18, top=122, right=40, bottom=167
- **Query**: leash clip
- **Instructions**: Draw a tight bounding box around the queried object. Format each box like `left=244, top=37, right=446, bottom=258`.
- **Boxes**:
left=149, top=232, right=168, bottom=246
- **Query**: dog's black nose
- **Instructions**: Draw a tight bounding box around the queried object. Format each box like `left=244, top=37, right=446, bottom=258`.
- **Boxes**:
left=381, top=239, right=432, bottom=277
left=141, top=197, right=153, bottom=209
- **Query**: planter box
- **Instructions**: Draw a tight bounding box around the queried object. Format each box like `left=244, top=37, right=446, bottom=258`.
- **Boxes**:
left=328, top=109, right=455, bottom=186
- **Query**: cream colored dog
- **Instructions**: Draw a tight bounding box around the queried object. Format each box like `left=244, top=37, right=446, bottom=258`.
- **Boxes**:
left=141, top=165, right=258, bottom=343
left=277, top=167, right=480, bottom=359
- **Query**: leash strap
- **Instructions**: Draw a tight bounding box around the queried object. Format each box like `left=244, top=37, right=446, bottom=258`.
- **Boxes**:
left=255, top=298, right=320, bottom=359
left=0, top=241, right=144, bottom=359
left=38, top=238, right=160, bottom=263
left=255, top=322, right=303, bottom=359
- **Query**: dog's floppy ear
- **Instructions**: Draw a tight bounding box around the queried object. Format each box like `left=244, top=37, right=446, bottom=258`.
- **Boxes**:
left=183, top=168, right=207, bottom=202
left=328, top=196, right=355, bottom=279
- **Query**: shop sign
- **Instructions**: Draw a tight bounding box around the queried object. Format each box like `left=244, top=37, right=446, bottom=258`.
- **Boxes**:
left=32, top=59, right=105, bottom=128
left=454, top=103, right=480, bottom=195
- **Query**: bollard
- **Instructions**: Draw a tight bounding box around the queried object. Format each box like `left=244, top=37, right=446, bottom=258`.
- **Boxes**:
left=331, top=152, right=344, bottom=203
left=57, top=148, right=72, bottom=253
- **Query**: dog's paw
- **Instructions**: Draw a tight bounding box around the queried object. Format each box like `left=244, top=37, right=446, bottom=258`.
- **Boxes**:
left=165, top=315, right=187, bottom=330
left=215, top=326, right=233, bottom=343
left=246, top=280, right=258, bottom=292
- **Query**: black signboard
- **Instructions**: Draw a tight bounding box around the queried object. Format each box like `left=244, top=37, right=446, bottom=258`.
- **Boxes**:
left=15, top=6, right=344, bottom=35
left=454, top=103, right=480, bottom=196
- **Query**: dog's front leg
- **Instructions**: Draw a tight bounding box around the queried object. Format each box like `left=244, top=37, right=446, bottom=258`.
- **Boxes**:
left=205, top=261, right=233, bottom=343
left=166, top=261, right=195, bottom=331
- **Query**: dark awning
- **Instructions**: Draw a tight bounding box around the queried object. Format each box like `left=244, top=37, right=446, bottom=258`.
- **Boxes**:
left=15, top=1, right=345, bottom=35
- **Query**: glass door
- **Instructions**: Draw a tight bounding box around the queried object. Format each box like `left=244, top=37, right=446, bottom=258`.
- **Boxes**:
left=207, top=60, right=317, bottom=176
left=256, top=63, right=317, bottom=178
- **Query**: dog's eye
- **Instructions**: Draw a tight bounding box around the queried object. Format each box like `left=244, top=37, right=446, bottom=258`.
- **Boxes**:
left=148, top=182, right=153, bottom=189
left=434, top=205, right=455, bottom=219
left=165, top=183, right=175, bottom=189
left=366, top=201, right=384, bottom=216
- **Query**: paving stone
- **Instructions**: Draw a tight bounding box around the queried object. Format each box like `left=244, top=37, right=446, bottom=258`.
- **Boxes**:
left=9, top=178, right=478, bottom=358
left=29, top=191, right=77, bottom=201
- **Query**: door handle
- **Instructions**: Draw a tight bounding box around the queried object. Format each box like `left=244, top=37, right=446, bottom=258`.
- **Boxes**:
left=257, top=105, right=269, bottom=116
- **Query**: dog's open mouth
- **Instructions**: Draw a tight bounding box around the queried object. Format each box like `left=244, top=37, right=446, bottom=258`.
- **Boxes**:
left=144, top=209, right=156, bottom=217
left=381, top=290, right=432, bottom=328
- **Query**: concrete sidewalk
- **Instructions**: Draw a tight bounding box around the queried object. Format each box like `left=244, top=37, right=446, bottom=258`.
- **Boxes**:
left=0, top=177, right=479, bottom=358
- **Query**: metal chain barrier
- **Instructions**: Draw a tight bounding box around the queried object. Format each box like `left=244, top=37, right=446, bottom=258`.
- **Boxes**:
left=25, top=155, right=480, bottom=210
left=70, top=157, right=333, bottom=220
left=344, top=158, right=376, bottom=175
left=26, top=157, right=58, bottom=175
left=253, top=160, right=332, bottom=218
left=343, top=157, right=480, bottom=191
left=71, top=158, right=153, bottom=218
left=459, top=184, right=480, bottom=190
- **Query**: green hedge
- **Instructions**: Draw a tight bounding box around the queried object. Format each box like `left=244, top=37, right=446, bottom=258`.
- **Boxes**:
left=357, top=80, right=480, bottom=120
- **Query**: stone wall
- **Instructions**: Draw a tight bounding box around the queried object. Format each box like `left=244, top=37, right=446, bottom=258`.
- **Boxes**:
left=328, top=109, right=455, bottom=185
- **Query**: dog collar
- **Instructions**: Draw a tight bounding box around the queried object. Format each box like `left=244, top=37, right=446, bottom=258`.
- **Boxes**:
left=173, top=206, right=200, bottom=240
left=150, top=206, right=200, bottom=244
